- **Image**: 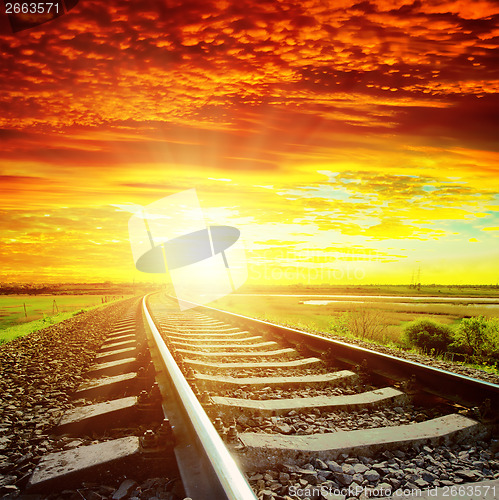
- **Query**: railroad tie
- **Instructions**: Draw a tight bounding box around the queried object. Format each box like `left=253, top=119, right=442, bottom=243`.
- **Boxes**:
left=175, top=347, right=297, bottom=359
left=166, top=334, right=264, bottom=343
left=169, top=340, right=276, bottom=350
left=194, top=370, right=358, bottom=390
left=238, top=414, right=488, bottom=470
left=212, top=387, right=407, bottom=416
left=184, top=356, right=322, bottom=371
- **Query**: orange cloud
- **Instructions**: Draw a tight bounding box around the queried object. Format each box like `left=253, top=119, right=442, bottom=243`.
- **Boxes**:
left=0, top=0, right=497, bottom=284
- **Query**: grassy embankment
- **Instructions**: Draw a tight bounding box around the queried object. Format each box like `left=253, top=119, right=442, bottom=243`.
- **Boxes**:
left=0, top=295, right=130, bottom=344
left=213, top=294, right=499, bottom=343
left=237, top=283, right=499, bottom=298
left=211, top=287, right=499, bottom=372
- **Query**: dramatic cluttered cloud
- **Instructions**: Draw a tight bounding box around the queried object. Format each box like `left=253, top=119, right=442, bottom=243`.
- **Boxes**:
left=0, top=0, right=497, bottom=283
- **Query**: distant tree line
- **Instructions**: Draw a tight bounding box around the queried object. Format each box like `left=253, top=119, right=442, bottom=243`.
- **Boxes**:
left=0, top=282, right=162, bottom=295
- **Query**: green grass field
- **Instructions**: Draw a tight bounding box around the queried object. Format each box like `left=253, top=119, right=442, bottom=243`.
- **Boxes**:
left=0, top=294, right=126, bottom=329
left=0, top=294, right=133, bottom=344
left=0, top=310, right=84, bottom=344
left=238, top=283, right=499, bottom=298
left=211, top=292, right=499, bottom=348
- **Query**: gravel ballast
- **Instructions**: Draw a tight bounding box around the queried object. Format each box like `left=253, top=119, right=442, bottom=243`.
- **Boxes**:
left=247, top=440, right=499, bottom=499
left=220, top=403, right=451, bottom=436
left=219, top=384, right=364, bottom=400
left=0, top=298, right=142, bottom=497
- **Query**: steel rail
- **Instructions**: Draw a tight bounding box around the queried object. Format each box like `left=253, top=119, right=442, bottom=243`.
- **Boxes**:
left=174, top=297, right=499, bottom=412
left=142, top=296, right=257, bottom=500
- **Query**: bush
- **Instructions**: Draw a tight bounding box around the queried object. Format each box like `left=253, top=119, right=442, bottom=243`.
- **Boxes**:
left=330, top=308, right=388, bottom=343
left=347, top=308, right=388, bottom=341
left=403, top=319, right=454, bottom=354
left=329, top=313, right=350, bottom=336
left=453, top=316, right=499, bottom=359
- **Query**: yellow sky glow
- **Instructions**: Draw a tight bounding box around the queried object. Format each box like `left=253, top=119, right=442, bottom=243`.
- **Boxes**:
left=0, top=0, right=498, bottom=285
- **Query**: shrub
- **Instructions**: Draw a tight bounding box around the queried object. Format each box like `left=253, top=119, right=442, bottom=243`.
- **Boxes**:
left=347, top=308, right=388, bottom=341
left=330, top=308, right=388, bottom=342
left=403, top=319, right=454, bottom=354
left=453, top=316, right=499, bottom=359
left=329, top=313, right=350, bottom=336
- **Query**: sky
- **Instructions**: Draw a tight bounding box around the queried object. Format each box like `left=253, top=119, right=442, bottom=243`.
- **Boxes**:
left=0, top=0, right=498, bottom=286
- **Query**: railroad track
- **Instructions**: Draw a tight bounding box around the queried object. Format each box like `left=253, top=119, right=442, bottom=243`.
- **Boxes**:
left=22, top=293, right=499, bottom=500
